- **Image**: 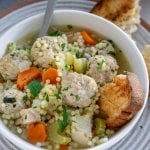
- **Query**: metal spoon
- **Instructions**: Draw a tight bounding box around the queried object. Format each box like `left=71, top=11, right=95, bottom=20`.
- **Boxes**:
left=39, top=0, right=57, bottom=37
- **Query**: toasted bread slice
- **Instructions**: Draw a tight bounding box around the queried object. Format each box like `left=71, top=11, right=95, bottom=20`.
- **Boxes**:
left=91, top=0, right=140, bottom=34
left=142, top=45, right=150, bottom=81
left=99, top=73, right=144, bottom=129
left=126, top=72, right=144, bottom=113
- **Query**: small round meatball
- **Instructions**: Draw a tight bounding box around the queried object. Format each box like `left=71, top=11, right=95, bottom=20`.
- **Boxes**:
left=61, top=72, right=98, bottom=108
left=87, top=55, right=119, bottom=85
left=31, top=36, right=67, bottom=68
left=84, top=40, right=115, bottom=58
left=0, top=54, right=31, bottom=80
left=96, top=40, right=115, bottom=56
left=0, top=89, right=25, bottom=116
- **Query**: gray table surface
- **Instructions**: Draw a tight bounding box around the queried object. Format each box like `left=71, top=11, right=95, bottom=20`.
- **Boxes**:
left=140, top=0, right=150, bottom=24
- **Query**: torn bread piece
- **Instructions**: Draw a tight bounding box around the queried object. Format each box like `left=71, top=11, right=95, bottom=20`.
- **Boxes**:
left=142, top=45, right=150, bottom=80
left=99, top=72, right=144, bottom=129
left=91, top=0, right=141, bottom=35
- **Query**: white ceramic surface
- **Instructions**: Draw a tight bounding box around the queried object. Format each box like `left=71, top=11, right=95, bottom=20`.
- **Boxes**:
left=0, top=10, right=149, bottom=150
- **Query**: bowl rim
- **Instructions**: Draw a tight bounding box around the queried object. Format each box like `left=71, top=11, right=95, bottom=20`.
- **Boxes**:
left=0, top=9, right=149, bottom=150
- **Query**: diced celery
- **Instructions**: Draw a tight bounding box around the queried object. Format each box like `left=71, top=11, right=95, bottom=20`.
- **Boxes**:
left=7, top=42, right=16, bottom=53
left=51, top=59, right=57, bottom=69
left=65, top=52, right=74, bottom=65
left=74, top=58, right=87, bottom=73
left=97, top=59, right=106, bottom=71
left=48, top=122, right=71, bottom=144
left=94, top=118, right=106, bottom=136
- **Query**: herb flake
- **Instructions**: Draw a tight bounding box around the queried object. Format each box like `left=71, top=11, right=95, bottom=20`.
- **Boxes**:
left=55, top=90, right=62, bottom=100
left=23, top=95, right=28, bottom=101
left=75, top=51, right=81, bottom=58
left=75, top=95, right=80, bottom=101
left=107, top=40, right=113, bottom=44
left=111, top=70, right=117, bottom=75
left=46, top=94, right=49, bottom=102
left=97, top=59, right=106, bottom=70
left=61, top=43, right=66, bottom=51
left=3, top=97, right=16, bottom=103
left=62, top=87, right=69, bottom=91
left=13, top=104, right=16, bottom=108
left=27, top=80, right=43, bottom=97
left=58, top=105, right=68, bottom=132
left=65, top=64, right=70, bottom=71
left=108, top=51, right=116, bottom=57
left=67, top=25, right=73, bottom=30
left=48, top=30, right=62, bottom=36
left=70, top=93, right=74, bottom=96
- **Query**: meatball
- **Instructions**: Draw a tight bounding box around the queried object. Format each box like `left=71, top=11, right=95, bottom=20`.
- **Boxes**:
left=0, top=54, right=31, bottom=80
left=96, top=40, right=116, bottom=56
left=87, top=55, right=119, bottom=85
left=31, top=36, right=67, bottom=68
left=61, top=72, right=98, bottom=108
left=0, top=89, right=25, bottom=117
left=84, top=40, right=115, bottom=58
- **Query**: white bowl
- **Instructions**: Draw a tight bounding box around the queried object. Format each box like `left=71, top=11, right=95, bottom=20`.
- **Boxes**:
left=0, top=10, right=149, bottom=150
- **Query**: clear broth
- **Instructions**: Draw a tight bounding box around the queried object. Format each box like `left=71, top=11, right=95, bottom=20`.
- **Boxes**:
left=116, top=49, right=132, bottom=73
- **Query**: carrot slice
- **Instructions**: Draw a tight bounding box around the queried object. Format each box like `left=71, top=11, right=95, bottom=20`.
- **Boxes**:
left=27, top=122, right=47, bottom=143
left=0, top=79, right=4, bottom=83
left=81, top=31, right=96, bottom=45
left=42, top=67, right=58, bottom=84
left=59, top=145, right=68, bottom=150
left=17, top=67, right=41, bottom=90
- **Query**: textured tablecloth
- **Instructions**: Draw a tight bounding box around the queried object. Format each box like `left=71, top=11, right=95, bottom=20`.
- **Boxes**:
left=0, top=1, right=150, bottom=150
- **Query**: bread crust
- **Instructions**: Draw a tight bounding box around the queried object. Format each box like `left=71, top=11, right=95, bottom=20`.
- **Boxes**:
left=91, top=0, right=140, bottom=34
left=142, top=45, right=150, bottom=81
left=99, top=73, right=144, bottom=129
left=126, top=72, right=144, bottom=113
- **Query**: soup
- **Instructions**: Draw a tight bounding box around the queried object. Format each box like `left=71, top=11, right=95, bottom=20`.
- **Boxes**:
left=0, top=26, right=142, bottom=150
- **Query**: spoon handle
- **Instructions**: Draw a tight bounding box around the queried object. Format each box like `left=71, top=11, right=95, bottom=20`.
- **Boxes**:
left=39, top=0, right=57, bottom=37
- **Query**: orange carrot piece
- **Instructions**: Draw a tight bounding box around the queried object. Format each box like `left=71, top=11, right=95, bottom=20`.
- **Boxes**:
left=27, top=122, right=47, bottom=143
left=0, top=79, right=4, bottom=83
left=42, top=67, right=58, bottom=84
left=17, top=67, right=41, bottom=90
left=59, top=145, right=68, bottom=150
left=81, top=31, right=96, bottom=45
